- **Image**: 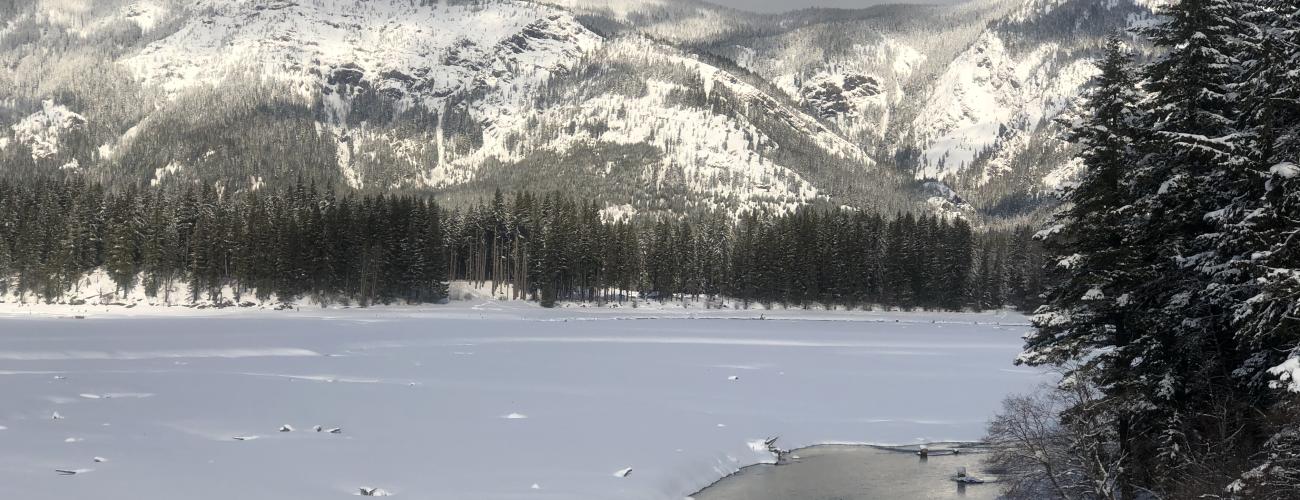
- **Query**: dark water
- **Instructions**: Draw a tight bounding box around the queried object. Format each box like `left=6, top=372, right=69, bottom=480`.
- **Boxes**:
left=692, top=444, right=1004, bottom=500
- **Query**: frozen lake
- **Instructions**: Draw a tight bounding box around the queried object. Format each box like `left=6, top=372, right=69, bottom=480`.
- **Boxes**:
left=0, top=304, right=1045, bottom=499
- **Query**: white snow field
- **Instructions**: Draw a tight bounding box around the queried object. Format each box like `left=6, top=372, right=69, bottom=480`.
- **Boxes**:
left=0, top=303, right=1044, bottom=499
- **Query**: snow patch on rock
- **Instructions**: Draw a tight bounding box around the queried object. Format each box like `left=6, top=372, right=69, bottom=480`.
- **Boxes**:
left=11, top=100, right=86, bottom=162
left=797, top=71, right=885, bottom=121
left=120, top=0, right=171, bottom=32
left=600, top=203, right=638, bottom=223
left=150, top=162, right=184, bottom=187
left=1043, top=156, right=1086, bottom=190
left=1130, top=0, right=1174, bottom=11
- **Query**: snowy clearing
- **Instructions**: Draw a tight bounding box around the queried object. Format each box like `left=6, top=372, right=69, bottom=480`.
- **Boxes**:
left=0, top=303, right=1043, bottom=499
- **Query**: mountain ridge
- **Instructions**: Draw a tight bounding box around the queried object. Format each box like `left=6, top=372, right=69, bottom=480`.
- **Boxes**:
left=0, top=0, right=1162, bottom=221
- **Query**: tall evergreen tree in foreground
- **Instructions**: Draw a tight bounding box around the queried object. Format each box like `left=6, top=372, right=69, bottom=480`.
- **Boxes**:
left=1130, top=0, right=1253, bottom=488
left=1019, top=1, right=1300, bottom=497
left=1216, top=0, right=1300, bottom=497
left=1022, top=34, right=1146, bottom=496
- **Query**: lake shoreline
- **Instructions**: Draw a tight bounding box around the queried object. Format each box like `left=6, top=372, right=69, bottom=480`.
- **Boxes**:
left=691, top=442, right=1005, bottom=500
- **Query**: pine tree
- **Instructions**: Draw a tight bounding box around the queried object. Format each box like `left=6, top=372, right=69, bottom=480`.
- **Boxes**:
left=104, top=197, right=139, bottom=297
left=1021, top=34, right=1148, bottom=494
left=940, top=217, right=974, bottom=310
left=1210, top=1, right=1300, bottom=496
left=1130, top=0, right=1258, bottom=487
left=646, top=218, right=675, bottom=301
left=0, top=190, right=11, bottom=294
left=1023, top=35, right=1143, bottom=366
left=1206, top=0, right=1300, bottom=392
left=883, top=213, right=915, bottom=309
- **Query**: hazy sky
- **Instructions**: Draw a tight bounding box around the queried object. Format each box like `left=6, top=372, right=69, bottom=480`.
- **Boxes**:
left=707, top=0, right=960, bottom=14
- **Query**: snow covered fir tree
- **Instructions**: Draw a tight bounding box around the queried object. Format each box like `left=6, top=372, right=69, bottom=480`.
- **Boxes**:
left=0, top=0, right=1298, bottom=499
left=997, top=0, right=1300, bottom=497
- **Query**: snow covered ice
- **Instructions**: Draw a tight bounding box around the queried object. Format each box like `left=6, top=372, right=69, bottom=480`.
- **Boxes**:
left=0, top=304, right=1044, bottom=499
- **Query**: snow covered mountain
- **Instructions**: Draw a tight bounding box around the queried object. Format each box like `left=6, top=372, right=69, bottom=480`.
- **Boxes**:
left=0, top=0, right=1163, bottom=218
left=701, top=0, right=1162, bottom=213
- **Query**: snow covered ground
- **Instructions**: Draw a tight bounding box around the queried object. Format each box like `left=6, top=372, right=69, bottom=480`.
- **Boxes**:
left=0, top=302, right=1045, bottom=499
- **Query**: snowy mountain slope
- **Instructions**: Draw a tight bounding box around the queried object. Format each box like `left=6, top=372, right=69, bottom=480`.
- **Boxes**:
left=671, top=6, right=998, bottom=210
left=24, top=0, right=181, bottom=37
left=0, top=0, right=886, bottom=215
left=713, top=30, right=922, bottom=146
left=116, top=0, right=607, bottom=189
left=0, top=0, right=1160, bottom=219
left=538, top=0, right=768, bottom=45
left=911, top=31, right=1098, bottom=182
left=454, top=35, right=881, bottom=214
left=15, top=0, right=889, bottom=215
left=122, top=0, right=599, bottom=115
left=907, top=0, right=1157, bottom=190
left=676, top=0, right=1160, bottom=214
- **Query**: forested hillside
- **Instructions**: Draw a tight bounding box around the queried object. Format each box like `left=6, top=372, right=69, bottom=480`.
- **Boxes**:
left=0, top=177, right=1045, bottom=311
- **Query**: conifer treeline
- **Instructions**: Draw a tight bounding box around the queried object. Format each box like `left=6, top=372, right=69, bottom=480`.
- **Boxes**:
left=0, top=178, right=448, bottom=306
left=0, top=179, right=1045, bottom=310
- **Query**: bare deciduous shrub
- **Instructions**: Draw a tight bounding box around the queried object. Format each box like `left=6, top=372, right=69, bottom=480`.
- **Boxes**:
left=985, top=376, right=1126, bottom=500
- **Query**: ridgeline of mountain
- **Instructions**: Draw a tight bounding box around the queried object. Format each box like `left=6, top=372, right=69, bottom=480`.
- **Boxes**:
left=0, top=0, right=1164, bottom=220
